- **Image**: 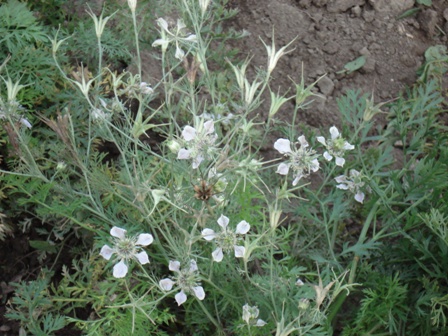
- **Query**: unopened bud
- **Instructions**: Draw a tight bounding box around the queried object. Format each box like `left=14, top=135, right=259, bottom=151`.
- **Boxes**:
left=127, top=0, right=137, bottom=12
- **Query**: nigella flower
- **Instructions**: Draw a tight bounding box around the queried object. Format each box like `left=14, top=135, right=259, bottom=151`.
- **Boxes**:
left=242, top=304, right=267, bottom=327
left=316, top=126, right=354, bottom=167
left=274, top=135, right=320, bottom=186
left=159, top=260, right=205, bottom=306
left=335, top=169, right=370, bottom=203
left=152, top=18, right=197, bottom=59
left=177, top=119, right=218, bottom=169
left=201, top=214, right=250, bottom=262
left=139, top=82, right=154, bottom=95
left=100, top=226, right=154, bottom=278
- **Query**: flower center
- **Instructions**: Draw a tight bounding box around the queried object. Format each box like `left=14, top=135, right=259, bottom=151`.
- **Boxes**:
left=115, top=237, right=138, bottom=260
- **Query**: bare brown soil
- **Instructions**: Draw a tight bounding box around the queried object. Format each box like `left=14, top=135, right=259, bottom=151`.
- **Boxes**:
left=230, top=0, right=447, bottom=128
left=1, top=0, right=447, bottom=334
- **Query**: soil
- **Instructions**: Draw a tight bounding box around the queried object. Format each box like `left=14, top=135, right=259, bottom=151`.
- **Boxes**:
left=227, top=0, right=447, bottom=129
left=1, top=0, right=448, bottom=334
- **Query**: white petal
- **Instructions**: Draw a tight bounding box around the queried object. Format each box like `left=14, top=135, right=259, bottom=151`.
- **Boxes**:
left=176, top=19, right=186, bottom=31
left=136, top=233, right=154, bottom=246
left=110, top=227, right=126, bottom=239
left=182, top=126, right=196, bottom=141
left=235, top=221, right=250, bottom=234
left=316, top=136, right=326, bottom=146
left=192, top=155, right=204, bottom=169
left=192, top=286, right=205, bottom=300
left=344, top=142, right=354, bottom=150
left=274, top=138, right=291, bottom=154
left=189, top=259, right=198, bottom=272
left=202, top=228, right=217, bottom=241
left=355, top=192, right=365, bottom=203
left=169, top=260, right=181, bottom=272
left=336, top=183, right=349, bottom=190
left=156, top=18, right=169, bottom=31
left=175, top=45, right=185, bottom=60
left=217, top=214, right=229, bottom=229
left=175, top=291, right=187, bottom=306
left=329, top=126, right=340, bottom=139
left=159, top=278, right=175, bottom=291
left=100, top=245, right=114, bottom=260
left=292, top=174, right=303, bottom=186
left=350, top=169, right=360, bottom=177
left=203, top=120, right=215, bottom=134
left=184, top=34, right=197, bottom=42
left=335, top=157, right=345, bottom=167
left=20, top=118, right=32, bottom=128
left=334, top=175, right=347, bottom=183
left=311, top=159, right=320, bottom=172
left=323, top=151, right=333, bottom=161
left=256, top=319, right=267, bottom=327
left=234, top=245, right=245, bottom=258
left=212, top=247, right=224, bottom=262
left=297, top=135, right=309, bottom=148
left=135, top=251, right=149, bottom=265
left=152, top=38, right=168, bottom=48
left=177, top=148, right=191, bottom=160
left=276, top=162, right=290, bottom=175
left=113, top=260, right=128, bottom=278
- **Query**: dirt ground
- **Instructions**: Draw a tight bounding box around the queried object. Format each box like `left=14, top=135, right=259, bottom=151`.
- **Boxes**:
left=1, top=0, right=448, bottom=334
left=228, top=0, right=447, bottom=128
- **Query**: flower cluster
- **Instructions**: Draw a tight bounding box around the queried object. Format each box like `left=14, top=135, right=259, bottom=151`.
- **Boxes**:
left=335, top=169, right=369, bottom=203
left=177, top=119, right=218, bottom=169
left=159, top=260, right=205, bottom=306
left=202, top=214, right=250, bottom=262
left=100, top=226, right=154, bottom=278
left=152, top=18, right=197, bottom=60
left=274, top=135, right=320, bottom=186
left=316, top=126, right=354, bottom=167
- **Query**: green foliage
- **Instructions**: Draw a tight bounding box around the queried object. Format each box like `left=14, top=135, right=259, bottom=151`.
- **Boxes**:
left=5, top=275, right=66, bottom=335
left=1, top=1, right=448, bottom=335
left=0, top=0, right=47, bottom=55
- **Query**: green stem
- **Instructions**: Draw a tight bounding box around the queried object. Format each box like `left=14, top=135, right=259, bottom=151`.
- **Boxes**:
left=131, top=10, right=142, bottom=79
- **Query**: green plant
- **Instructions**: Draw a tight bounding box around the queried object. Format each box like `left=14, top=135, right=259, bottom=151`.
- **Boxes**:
left=1, top=0, right=447, bottom=335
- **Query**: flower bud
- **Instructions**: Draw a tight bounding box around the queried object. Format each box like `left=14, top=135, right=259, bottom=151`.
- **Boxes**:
left=127, top=0, right=137, bottom=12
left=166, top=139, right=181, bottom=153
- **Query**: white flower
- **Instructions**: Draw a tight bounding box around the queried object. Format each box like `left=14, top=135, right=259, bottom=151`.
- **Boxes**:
left=159, top=259, right=205, bottom=306
left=91, top=108, right=111, bottom=122
left=202, top=214, right=250, bottom=262
left=335, top=169, right=370, bottom=203
left=177, top=119, right=218, bottom=169
left=274, top=135, right=320, bottom=185
left=242, top=304, right=267, bottom=327
left=139, top=82, right=154, bottom=95
left=316, top=126, right=354, bottom=167
left=100, top=226, right=154, bottom=278
left=296, top=278, right=304, bottom=286
left=152, top=18, right=197, bottom=60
